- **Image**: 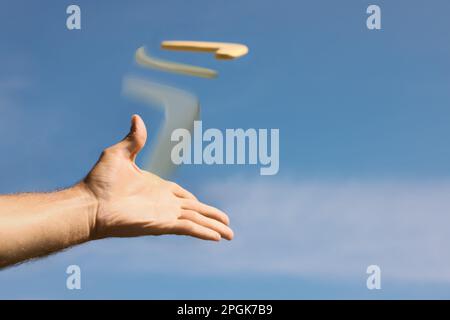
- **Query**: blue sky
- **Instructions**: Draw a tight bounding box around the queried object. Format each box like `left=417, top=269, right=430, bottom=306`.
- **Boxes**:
left=1, top=0, right=450, bottom=299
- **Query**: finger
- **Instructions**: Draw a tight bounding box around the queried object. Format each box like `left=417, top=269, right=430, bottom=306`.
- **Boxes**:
left=173, top=220, right=221, bottom=241
left=180, top=210, right=234, bottom=240
left=181, top=199, right=230, bottom=226
left=109, top=114, right=148, bottom=161
left=169, top=182, right=198, bottom=200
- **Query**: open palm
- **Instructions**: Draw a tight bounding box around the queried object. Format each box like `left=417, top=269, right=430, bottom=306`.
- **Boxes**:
left=84, top=115, right=233, bottom=241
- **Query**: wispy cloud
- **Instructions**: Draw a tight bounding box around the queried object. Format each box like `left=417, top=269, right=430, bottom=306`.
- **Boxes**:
left=62, top=177, right=450, bottom=284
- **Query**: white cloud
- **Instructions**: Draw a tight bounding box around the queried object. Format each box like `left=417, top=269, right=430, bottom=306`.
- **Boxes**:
left=67, top=177, right=450, bottom=284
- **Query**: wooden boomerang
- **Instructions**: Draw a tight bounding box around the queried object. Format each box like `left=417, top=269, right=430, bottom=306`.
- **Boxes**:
left=161, top=41, right=249, bottom=60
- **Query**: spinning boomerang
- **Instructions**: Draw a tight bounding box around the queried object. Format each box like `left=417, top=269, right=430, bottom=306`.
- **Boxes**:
left=136, top=41, right=249, bottom=78
left=135, top=46, right=217, bottom=79
left=123, top=76, right=199, bottom=177
left=124, top=41, right=248, bottom=176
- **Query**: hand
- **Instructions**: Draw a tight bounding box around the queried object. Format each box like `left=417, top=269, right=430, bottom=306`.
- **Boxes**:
left=82, top=115, right=233, bottom=241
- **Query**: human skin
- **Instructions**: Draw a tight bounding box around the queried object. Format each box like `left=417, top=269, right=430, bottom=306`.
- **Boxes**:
left=0, top=115, right=233, bottom=268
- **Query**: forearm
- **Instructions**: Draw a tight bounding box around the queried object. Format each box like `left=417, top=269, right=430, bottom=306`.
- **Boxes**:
left=0, top=183, right=97, bottom=268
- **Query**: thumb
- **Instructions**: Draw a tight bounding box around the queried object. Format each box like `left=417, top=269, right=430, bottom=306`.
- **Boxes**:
left=116, top=114, right=147, bottom=161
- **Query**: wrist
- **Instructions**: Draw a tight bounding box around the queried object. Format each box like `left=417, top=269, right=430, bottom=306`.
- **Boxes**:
left=72, top=182, right=99, bottom=242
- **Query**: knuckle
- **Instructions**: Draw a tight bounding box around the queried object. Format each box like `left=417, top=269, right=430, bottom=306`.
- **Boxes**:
left=100, top=149, right=110, bottom=157
left=166, top=181, right=178, bottom=190
left=184, top=221, right=195, bottom=233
